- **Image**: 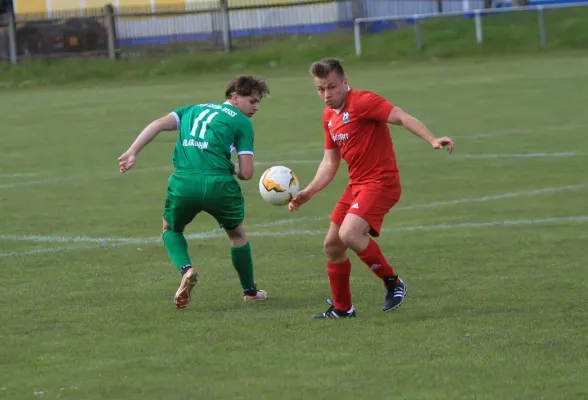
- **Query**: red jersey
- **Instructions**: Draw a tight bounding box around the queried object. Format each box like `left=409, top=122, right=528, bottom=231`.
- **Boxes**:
left=323, top=89, right=400, bottom=188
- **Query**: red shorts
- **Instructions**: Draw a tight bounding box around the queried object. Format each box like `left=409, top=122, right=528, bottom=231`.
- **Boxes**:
left=330, top=183, right=401, bottom=237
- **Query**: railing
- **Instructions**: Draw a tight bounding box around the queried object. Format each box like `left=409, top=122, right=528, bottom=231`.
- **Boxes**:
left=0, top=0, right=485, bottom=64
left=0, top=6, right=116, bottom=64
left=353, top=1, right=588, bottom=56
left=2, top=0, right=586, bottom=64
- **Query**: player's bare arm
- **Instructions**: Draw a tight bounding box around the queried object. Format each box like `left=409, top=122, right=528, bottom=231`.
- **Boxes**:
left=289, top=148, right=340, bottom=211
left=387, top=107, right=454, bottom=153
left=118, top=114, right=178, bottom=173
left=236, top=154, right=254, bottom=180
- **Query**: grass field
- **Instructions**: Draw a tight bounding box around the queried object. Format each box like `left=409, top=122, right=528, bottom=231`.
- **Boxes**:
left=1, top=54, right=588, bottom=399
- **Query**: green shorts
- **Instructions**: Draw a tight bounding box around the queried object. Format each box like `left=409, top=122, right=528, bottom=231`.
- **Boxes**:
left=163, top=172, right=244, bottom=232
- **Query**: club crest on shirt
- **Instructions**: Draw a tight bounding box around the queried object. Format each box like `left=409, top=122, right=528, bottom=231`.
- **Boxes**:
left=342, top=112, right=350, bottom=124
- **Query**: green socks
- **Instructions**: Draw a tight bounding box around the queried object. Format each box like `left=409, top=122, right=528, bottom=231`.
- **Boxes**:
left=163, top=231, right=255, bottom=290
left=231, top=241, right=255, bottom=290
left=163, top=230, right=192, bottom=272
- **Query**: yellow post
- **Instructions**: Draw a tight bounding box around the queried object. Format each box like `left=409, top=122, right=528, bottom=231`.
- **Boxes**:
left=13, top=0, right=47, bottom=15
left=155, top=0, right=186, bottom=12
left=50, top=0, right=84, bottom=12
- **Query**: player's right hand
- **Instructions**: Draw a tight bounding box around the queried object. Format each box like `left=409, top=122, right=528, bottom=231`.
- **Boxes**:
left=288, top=189, right=312, bottom=212
left=118, top=151, right=136, bottom=173
left=431, top=136, right=455, bottom=153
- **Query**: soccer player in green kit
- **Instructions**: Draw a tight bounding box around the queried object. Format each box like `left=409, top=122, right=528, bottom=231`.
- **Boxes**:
left=118, top=75, right=270, bottom=309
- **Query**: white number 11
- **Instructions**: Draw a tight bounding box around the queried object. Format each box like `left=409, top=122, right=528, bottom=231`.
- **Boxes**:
left=189, top=109, right=219, bottom=139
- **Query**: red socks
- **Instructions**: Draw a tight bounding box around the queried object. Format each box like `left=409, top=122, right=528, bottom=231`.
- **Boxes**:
left=357, top=239, right=396, bottom=280
left=326, top=240, right=397, bottom=311
left=327, top=259, right=352, bottom=311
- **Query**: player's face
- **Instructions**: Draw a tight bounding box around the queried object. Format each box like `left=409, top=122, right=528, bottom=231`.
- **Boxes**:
left=314, top=72, right=348, bottom=109
left=233, top=92, right=262, bottom=118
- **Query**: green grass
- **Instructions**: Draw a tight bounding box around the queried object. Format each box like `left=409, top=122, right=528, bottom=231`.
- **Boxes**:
left=1, top=54, right=588, bottom=399
left=2, top=5, right=588, bottom=88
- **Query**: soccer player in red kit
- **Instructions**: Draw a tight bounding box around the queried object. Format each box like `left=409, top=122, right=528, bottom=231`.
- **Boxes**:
left=289, top=58, right=454, bottom=319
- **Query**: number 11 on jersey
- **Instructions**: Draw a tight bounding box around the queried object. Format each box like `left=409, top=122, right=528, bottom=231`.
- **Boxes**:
left=190, top=109, right=219, bottom=139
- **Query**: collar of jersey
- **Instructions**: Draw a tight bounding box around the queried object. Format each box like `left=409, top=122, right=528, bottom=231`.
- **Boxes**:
left=223, top=100, right=242, bottom=114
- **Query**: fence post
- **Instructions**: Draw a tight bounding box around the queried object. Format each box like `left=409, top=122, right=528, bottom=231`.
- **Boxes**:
left=219, top=0, right=231, bottom=53
left=537, top=6, right=546, bottom=47
left=351, top=0, right=365, bottom=23
left=353, top=20, right=362, bottom=56
left=7, top=9, right=17, bottom=64
left=104, top=4, right=117, bottom=60
left=414, top=15, right=422, bottom=51
left=474, top=10, right=483, bottom=44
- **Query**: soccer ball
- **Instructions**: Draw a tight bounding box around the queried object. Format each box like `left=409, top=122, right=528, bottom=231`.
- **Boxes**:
left=258, top=166, right=300, bottom=206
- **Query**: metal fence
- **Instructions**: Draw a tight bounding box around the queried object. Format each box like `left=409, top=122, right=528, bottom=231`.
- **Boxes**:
left=353, top=1, right=588, bottom=55
left=0, top=0, right=583, bottom=63
left=0, top=7, right=114, bottom=63
left=0, top=0, right=489, bottom=63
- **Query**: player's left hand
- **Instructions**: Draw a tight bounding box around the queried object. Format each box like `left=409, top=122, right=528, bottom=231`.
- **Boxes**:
left=431, top=137, right=454, bottom=153
left=288, top=189, right=312, bottom=212
left=118, top=151, right=137, bottom=173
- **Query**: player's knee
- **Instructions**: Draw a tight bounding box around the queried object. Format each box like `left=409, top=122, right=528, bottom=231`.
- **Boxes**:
left=230, top=236, right=248, bottom=247
left=323, top=237, right=346, bottom=262
left=225, top=224, right=248, bottom=247
left=338, top=227, right=365, bottom=251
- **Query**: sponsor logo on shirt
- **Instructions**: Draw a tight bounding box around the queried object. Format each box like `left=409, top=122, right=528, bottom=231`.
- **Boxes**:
left=330, top=133, right=349, bottom=145
left=183, top=139, right=209, bottom=149
left=205, top=103, right=237, bottom=117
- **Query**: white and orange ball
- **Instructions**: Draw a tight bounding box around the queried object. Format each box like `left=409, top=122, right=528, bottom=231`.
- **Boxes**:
left=258, top=166, right=300, bottom=206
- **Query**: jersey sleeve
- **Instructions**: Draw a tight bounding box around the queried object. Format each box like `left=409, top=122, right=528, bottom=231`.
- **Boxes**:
left=323, top=113, right=336, bottom=150
left=235, top=117, right=254, bottom=156
left=356, top=91, right=394, bottom=122
left=170, top=105, right=191, bottom=130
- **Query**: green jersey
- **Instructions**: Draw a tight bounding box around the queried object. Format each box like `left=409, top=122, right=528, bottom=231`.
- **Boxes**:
left=170, top=102, right=254, bottom=175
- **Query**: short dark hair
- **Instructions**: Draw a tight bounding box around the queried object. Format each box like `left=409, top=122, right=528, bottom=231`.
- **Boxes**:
left=309, top=58, right=345, bottom=79
left=225, top=75, right=270, bottom=99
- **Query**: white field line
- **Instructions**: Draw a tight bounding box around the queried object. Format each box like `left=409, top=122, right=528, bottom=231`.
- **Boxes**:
left=255, top=160, right=319, bottom=166
left=2, top=215, right=588, bottom=258
left=452, top=152, right=582, bottom=159
left=0, top=161, right=322, bottom=190
left=248, top=216, right=588, bottom=236
left=2, top=183, right=586, bottom=244
left=1, top=183, right=587, bottom=243
left=241, top=183, right=588, bottom=228
left=0, top=177, right=73, bottom=189
left=254, top=152, right=583, bottom=167
left=4, top=121, right=585, bottom=190
left=458, top=122, right=588, bottom=139
left=2, top=148, right=582, bottom=190
left=0, top=245, right=111, bottom=257
left=0, top=173, right=37, bottom=178
left=457, top=122, right=588, bottom=140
